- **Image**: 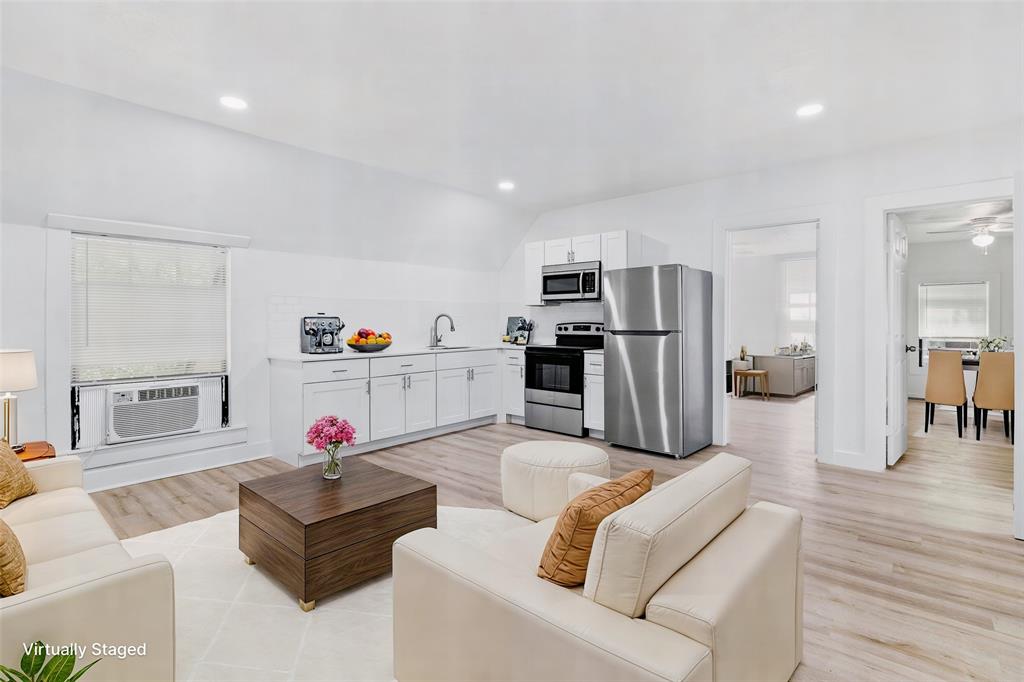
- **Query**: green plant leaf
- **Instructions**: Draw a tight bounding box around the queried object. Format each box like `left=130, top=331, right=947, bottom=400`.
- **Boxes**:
left=0, top=665, right=32, bottom=682
left=20, top=642, right=45, bottom=677
left=37, top=654, right=74, bottom=682
left=64, top=659, right=99, bottom=682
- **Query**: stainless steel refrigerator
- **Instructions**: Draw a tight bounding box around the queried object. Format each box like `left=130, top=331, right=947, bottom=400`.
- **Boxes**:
left=603, top=264, right=712, bottom=458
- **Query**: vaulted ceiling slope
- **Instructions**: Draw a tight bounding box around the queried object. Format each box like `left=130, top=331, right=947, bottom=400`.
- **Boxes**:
left=3, top=1, right=1021, bottom=210
left=0, top=70, right=534, bottom=270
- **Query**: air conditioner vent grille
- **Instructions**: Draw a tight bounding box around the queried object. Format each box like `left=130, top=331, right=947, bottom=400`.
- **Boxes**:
left=107, top=383, right=201, bottom=444
left=138, top=385, right=198, bottom=401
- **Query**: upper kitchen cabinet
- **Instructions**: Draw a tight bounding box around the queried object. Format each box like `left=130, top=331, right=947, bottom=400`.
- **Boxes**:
left=524, top=230, right=670, bottom=304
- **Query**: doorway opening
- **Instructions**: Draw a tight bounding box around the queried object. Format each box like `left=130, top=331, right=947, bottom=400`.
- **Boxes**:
left=886, top=198, right=1015, bottom=464
left=725, top=222, right=819, bottom=456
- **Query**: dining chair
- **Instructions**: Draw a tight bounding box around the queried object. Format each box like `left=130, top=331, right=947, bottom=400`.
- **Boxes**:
left=924, top=350, right=967, bottom=437
left=972, top=351, right=1014, bottom=443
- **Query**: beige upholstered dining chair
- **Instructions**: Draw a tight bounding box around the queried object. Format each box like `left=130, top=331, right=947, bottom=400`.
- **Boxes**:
left=972, top=351, right=1014, bottom=443
left=924, top=350, right=967, bottom=438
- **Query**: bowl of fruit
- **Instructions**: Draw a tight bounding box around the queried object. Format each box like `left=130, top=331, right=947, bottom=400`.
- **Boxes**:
left=347, top=328, right=392, bottom=352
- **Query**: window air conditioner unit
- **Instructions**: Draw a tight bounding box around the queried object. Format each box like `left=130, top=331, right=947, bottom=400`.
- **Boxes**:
left=106, top=382, right=202, bottom=444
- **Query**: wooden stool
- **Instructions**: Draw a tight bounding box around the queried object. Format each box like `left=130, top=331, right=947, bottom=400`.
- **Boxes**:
left=735, top=369, right=770, bottom=401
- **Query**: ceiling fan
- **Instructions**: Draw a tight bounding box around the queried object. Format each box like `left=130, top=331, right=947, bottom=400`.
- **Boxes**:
left=926, top=216, right=1013, bottom=248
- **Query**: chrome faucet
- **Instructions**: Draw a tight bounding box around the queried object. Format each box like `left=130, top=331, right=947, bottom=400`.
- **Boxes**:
left=431, top=313, right=456, bottom=347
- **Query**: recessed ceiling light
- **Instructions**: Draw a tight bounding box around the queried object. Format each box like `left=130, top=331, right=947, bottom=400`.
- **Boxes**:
left=497, top=180, right=516, bottom=192
left=219, top=95, right=248, bottom=110
left=796, top=103, right=824, bottom=118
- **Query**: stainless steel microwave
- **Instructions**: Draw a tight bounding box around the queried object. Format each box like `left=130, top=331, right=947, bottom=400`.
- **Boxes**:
left=541, top=261, right=601, bottom=302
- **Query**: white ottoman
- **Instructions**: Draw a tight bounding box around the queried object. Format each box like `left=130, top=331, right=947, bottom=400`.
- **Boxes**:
left=501, top=441, right=611, bottom=521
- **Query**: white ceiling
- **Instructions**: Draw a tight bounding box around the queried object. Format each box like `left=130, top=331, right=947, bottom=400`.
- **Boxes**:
left=3, top=1, right=1022, bottom=210
left=897, top=199, right=1014, bottom=243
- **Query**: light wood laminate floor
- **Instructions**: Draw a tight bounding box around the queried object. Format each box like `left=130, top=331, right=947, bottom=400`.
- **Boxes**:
left=92, top=394, right=1023, bottom=680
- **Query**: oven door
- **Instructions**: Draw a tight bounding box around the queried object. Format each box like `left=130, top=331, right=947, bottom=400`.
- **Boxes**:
left=525, top=350, right=583, bottom=408
left=541, top=271, right=584, bottom=301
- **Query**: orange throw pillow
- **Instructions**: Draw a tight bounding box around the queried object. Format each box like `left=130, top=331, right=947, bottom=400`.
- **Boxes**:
left=538, top=469, right=654, bottom=586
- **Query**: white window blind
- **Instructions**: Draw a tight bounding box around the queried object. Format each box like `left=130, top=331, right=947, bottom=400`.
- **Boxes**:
left=918, top=282, right=988, bottom=339
left=782, top=258, right=816, bottom=346
left=70, top=234, right=228, bottom=383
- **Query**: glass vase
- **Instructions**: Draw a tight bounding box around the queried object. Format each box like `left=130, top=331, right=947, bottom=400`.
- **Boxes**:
left=322, top=446, right=343, bottom=480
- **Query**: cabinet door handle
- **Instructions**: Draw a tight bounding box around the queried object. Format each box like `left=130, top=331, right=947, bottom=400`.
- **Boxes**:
left=366, top=380, right=370, bottom=394
left=520, top=366, right=524, bottom=378
left=401, top=363, right=414, bottom=368
left=470, top=368, right=475, bottom=381
left=332, top=369, right=348, bottom=373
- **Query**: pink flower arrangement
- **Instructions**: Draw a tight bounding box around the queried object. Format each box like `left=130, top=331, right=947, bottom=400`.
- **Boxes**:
left=306, top=415, right=357, bottom=452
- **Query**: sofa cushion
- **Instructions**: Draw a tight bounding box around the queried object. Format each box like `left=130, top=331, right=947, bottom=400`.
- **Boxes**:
left=11, top=510, right=120, bottom=565
left=538, top=469, right=654, bottom=586
left=0, top=487, right=98, bottom=526
left=583, top=453, right=752, bottom=617
left=0, top=442, right=37, bottom=509
left=0, top=519, right=26, bottom=596
left=25, top=542, right=130, bottom=591
left=481, top=516, right=559, bottom=574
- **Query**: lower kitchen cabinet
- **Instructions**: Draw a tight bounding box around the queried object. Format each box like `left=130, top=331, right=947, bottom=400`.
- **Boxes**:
left=371, top=372, right=436, bottom=440
left=437, top=366, right=499, bottom=425
left=468, top=365, right=499, bottom=419
left=751, top=355, right=816, bottom=397
left=302, top=378, right=370, bottom=455
left=583, top=373, right=604, bottom=431
left=502, top=362, right=525, bottom=417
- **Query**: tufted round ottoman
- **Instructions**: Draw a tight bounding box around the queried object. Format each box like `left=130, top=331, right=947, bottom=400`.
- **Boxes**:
left=500, top=441, right=611, bottom=521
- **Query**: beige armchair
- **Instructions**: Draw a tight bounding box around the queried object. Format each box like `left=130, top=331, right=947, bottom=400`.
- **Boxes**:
left=0, top=457, right=175, bottom=681
left=393, top=453, right=803, bottom=682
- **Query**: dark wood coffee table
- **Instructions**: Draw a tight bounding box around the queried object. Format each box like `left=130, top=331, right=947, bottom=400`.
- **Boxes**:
left=238, top=456, right=436, bottom=611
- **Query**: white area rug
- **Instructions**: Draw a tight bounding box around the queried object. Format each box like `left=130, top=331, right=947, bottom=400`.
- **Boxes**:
left=122, top=506, right=531, bottom=681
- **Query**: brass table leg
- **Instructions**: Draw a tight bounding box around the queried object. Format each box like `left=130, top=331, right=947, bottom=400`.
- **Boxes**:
left=299, top=599, right=316, bottom=612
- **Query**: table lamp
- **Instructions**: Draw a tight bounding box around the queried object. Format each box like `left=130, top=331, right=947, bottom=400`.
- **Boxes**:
left=0, top=350, right=38, bottom=453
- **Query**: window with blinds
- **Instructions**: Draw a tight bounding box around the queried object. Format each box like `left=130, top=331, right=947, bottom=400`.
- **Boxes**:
left=70, top=234, right=229, bottom=383
left=918, top=281, right=989, bottom=339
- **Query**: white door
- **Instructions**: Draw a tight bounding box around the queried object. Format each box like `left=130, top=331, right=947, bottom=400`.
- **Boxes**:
left=887, top=213, right=910, bottom=465
left=436, top=368, right=470, bottom=426
left=601, top=231, right=628, bottom=271
left=370, top=375, right=405, bottom=441
left=544, top=238, right=572, bottom=265
left=405, top=372, right=437, bottom=434
left=583, top=374, right=605, bottom=431
left=469, top=365, right=499, bottom=419
left=302, top=379, right=370, bottom=455
left=502, top=363, right=525, bottom=417
left=524, top=241, right=545, bottom=305
left=571, top=234, right=601, bottom=262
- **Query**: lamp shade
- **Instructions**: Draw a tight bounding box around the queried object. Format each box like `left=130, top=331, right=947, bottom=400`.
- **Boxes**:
left=0, top=350, right=38, bottom=392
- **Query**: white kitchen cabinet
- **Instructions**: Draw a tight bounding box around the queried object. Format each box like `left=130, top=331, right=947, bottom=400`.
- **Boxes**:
left=524, top=241, right=545, bottom=305
left=436, top=368, right=471, bottom=426
left=370, top=375, right=405, bottom=440
left=600, top=230, right=670, bottom=272
left=302, top=378, right=370, bottom=455
left=405, top=371, right=437, bottom=433
left=502, top=361, right=525, bottom=417
left=372, top=372, right=436, bottom=440
left=570, top=233, right=601, bottom=262
left=544, top=238, right=573, bottom=265
left=468, top=365, right=499, bottom=419
left=601, top=231, right=628, bottom=271
left=583, top=374, right=604, bottom=431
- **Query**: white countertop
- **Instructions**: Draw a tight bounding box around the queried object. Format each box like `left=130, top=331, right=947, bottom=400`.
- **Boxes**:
left=584, top=348, right=604, bottom=355
left=269, top=343, right=524, bottom=362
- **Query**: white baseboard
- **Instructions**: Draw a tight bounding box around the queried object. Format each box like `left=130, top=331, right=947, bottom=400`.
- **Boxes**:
left=83, top=438, right=271, bottom=492
left=827, top=448, right=880, bottom=472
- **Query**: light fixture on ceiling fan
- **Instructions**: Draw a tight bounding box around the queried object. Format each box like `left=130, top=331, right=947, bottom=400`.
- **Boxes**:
left=926, top=216, right=1013, bottom=253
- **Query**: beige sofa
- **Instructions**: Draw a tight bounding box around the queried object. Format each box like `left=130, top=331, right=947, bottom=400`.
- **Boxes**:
left=0, top=456, right=174, bottom=682
left=393, top=452, right=802, bottom=682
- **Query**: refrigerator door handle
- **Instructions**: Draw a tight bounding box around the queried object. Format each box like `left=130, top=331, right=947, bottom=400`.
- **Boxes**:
left=607, top=330, right=675, bottom=336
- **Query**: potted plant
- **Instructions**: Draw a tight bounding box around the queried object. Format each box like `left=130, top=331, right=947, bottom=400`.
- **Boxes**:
left=1, top=641, right=100, bottom=682
left=978, top=336, right=1009, bottom=353
left=306, top=416, right=356, bottom=479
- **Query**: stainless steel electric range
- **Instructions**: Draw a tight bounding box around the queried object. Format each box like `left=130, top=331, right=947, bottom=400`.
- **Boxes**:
left=524, top=322, right=604, bottom=437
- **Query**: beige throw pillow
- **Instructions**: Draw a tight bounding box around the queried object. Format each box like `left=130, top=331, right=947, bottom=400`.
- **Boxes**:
left=0, top=519, right=26, bottom=596
left=0, top=442, right=36, bottom=509
left=537, top=469, right=654, bottom=587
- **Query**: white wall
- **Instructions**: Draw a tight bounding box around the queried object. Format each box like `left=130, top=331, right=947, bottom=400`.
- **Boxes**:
left=498, top=119, right=1023, bottom=468
left=0, top=71, right=525, bottom=484
left=729, top=255, right=782, bottom=356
